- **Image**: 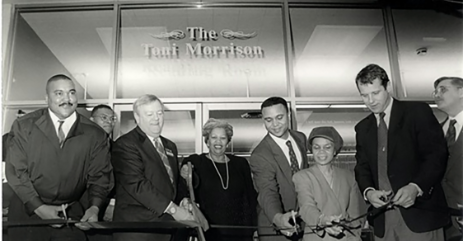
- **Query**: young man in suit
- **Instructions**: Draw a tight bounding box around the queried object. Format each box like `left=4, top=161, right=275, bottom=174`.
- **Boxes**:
left=354, top=64, right=449, bottom=241
left=111, top=94, right=194, bottom=241
left=433, top=76, right=463, bottom=241
left=250, top=96, right=309, bottom=241
left=6, top=74, right=113, bottom=240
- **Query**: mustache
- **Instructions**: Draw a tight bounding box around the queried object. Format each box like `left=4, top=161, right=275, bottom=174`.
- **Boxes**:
left=59, top=102, right=74, bottom=107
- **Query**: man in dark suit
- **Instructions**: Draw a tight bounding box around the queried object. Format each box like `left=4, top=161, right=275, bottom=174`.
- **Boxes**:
left=354, top=64, right=449, bottom=241
left=6, top=74, right=113, bottom=240
left=433, top=76, right=463, bottom=240
left=250, top=96, right=309, bottom=241
left=111, top=94, right=194, bottom=241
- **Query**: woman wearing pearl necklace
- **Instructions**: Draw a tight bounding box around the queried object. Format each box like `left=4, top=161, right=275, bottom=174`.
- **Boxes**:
left=181, top=118, right=257, bottom=241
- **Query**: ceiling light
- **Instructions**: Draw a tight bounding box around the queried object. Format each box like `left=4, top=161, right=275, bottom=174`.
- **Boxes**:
left=296, top=105, right=330, bottom=109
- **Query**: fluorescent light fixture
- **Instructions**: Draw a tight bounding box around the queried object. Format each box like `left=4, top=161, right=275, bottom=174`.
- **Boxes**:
left=330, top=104, right=366, bottom=108
left=423, top=37, right=446, bottom=42
left=296, top=105, right=330, bottom=108
left=429, top=104, right=437, bottom=108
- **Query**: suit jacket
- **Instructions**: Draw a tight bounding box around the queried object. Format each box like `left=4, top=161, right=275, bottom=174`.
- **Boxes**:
left=441, top=118, right=463, bottom=231
left=354, top=99, right=449, bottom=237
left=250, top=130, right=309, bottom=241
left=112, top=126, right=182, bottom=223
left=293, top=166, right=366, bottom=241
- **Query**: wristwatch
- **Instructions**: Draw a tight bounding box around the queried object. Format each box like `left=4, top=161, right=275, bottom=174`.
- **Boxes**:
left=168, top=205, right=177, bottom=215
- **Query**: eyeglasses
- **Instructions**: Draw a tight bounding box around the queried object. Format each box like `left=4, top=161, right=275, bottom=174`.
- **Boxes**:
left=97, top=115, right=117, bottom=122
left=432, top=85, right=462, bottom=97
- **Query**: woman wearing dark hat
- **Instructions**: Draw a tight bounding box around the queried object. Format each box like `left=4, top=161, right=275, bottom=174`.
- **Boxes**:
left=293, top=126, right=366, bottom=241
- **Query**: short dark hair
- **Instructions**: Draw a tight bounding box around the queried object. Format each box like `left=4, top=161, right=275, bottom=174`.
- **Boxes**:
left=91, top=104, right=113, bottom=117
left=261, top=96, right=289, bottom=113
left=433, top=76, right=463, bottom=88
left=355, top=64, right=389, bottom=89
left=45, top=74, right=72, bottom=92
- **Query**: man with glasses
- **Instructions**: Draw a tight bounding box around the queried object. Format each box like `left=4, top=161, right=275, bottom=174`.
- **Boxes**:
left=354, top=64, right=449, bottom=241
left=433, top=77, right=463, bottom=241
left=90, top=104, right=117, bottom=136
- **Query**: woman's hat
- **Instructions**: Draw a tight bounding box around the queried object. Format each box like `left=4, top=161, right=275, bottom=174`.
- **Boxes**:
left=308, top=126, right=344, bottom=155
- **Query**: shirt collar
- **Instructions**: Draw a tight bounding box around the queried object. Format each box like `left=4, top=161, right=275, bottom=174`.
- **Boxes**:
left=374, top=96, right=393, bottom=122
left=450, top=110, right=463, bottom=125
left=48, top=109, right=77, bottom=124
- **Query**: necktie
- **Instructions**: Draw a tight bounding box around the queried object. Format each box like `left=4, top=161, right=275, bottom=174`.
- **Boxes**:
left=154, top=137, right=174, bottom=184
left=446, top=119, right=457, bottom=147
left=377, top=112, right=392, bottom=191
left=286, top=140, right=300, bottom=175
left=58, top=120, right=65, bottom=148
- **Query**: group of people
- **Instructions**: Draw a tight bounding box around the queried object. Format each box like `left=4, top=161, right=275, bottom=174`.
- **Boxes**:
left=2, top=64, right=462, bottom=241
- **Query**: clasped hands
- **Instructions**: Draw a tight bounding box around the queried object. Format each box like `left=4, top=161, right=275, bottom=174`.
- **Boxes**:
left=367, top=184, right=419, bottom=209
left=34, top=204, right=99, bottom=230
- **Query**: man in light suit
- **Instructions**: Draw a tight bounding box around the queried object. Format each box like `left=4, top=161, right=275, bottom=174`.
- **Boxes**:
left=433, top=76, right=463, bottom=241
left=354, top=64, right=449, bottom=241
left=250, top=96, right=309, bottom=241
left=111, top=94, right=194, bottom=241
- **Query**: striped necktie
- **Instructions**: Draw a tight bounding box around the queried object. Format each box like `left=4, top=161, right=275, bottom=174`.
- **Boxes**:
left=446, top=119, right=457, bottom=147
left=286, top=140, right=300, bottom=175
left=154, top=137, right=174, bottom=183
left=58, top=120, right=65, bottom=148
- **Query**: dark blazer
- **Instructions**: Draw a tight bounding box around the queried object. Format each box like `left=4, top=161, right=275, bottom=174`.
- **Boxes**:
left=250, top=130, right=309, bottom=241
left=354, top=99, right=450, bottom=237
left=441, top=118, right=463, bottom=231
left=112, top=126, right=183, bottom=241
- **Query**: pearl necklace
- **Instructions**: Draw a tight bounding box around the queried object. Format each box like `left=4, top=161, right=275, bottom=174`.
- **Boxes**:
left=208, top=153, right=229, bottom=190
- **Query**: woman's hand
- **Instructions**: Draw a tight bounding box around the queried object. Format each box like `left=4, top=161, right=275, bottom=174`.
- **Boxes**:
left=180, top=164, right=191, bottom=180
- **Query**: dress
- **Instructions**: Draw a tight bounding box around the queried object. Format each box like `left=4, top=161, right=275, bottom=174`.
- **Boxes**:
left=182, top=153, right=257, bottom=241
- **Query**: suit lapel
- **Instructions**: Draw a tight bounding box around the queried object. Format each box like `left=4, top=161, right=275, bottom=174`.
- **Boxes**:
left=160, top=136, right=178, bottom=185
left=264, top=134, right=294, bottom=183
left=388, top=99, right=404, bottom=164
left=447, top=128, right=463, bottom=171
left=136, top=128, right=174, bottom=189
left=290, top=130, right=309, bottom=169
left=35, top=110, right=61, bottom=150
left=364, top=114, right=379, bottom=170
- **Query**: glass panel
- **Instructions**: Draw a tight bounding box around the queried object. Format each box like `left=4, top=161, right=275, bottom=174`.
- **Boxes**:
left=290, top=8, right=390, bottom=98
left=6, top=9, right=114, bottom=101
left=209, top=109, right=267, bottom=155
left=392, top=9, right=463, bottom=100
left=117, top=108, right=196, bottom=156
left=118, top=7, right=287, bottom=98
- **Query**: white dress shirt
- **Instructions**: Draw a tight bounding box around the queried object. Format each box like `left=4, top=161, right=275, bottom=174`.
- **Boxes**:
left=269, top=132, right=303, bottom=168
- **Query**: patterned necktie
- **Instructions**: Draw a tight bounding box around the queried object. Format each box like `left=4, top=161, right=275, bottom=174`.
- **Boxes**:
left=154, top=137, right=174, bottom=183
left=446, top=119, right=457, bottom=147
left=286, top=140, right=300, bottom=175
left=58, top=120, right=65, bottom=148
left=377, top=112, right=391, bottom=191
